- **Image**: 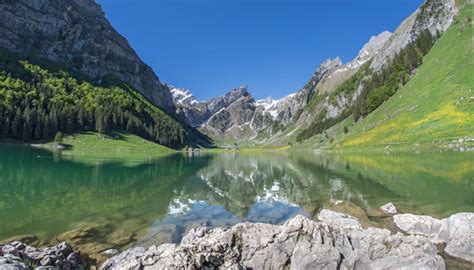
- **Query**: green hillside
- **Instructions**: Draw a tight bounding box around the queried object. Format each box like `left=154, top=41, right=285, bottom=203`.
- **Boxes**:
left=298, top=3, right=473, bottom=151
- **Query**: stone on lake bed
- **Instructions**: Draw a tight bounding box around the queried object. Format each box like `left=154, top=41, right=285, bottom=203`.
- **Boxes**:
left=380, top=202, right=398, bottom=215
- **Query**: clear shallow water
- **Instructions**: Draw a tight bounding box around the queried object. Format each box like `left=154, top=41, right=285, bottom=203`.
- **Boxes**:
left=0, top=144, right=473, bottom=250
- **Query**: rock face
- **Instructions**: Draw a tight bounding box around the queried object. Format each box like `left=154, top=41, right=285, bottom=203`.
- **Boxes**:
left=0, top=241, right=85, bottom=269
left=102, top=212, right=445, bottom=269
left=370, top=0, right=458, bottom=70
left=317, top=209, right=362, bottom=231
left=0, top=0, right=174, bottom=111
left=394, top=212, right=474, bottom=263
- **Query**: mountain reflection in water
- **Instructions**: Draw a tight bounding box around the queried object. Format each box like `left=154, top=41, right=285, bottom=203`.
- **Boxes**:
left=0, top=145, right=472, bottom=250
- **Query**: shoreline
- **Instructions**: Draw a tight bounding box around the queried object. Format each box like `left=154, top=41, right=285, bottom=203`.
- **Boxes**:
left=1, top=204, right=472, bottom=269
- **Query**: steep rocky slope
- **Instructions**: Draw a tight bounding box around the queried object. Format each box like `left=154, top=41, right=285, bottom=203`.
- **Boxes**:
left=289, top=0, right=458, bottom=143
left=298, top=0, right=473, bottom=150
left=0, top=0, right=174, bottom=110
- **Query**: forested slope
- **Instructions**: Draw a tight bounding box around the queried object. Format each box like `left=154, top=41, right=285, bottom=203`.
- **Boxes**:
left=0, top=56, right=196, bottom=149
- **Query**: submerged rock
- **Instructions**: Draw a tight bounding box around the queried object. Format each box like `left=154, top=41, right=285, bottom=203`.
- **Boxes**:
left=102, top=212, right=445, bottom=269
left=380, top=202, right=398, bottom=215
left=394, top=212, right=474, bottom=263
left=326, top=200, right=379, bottom=228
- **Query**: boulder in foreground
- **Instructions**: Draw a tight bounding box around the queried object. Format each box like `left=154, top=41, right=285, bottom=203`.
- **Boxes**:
left=394, top=212, right=474, bottom=263
left=102, top=212, right=445, bottom=269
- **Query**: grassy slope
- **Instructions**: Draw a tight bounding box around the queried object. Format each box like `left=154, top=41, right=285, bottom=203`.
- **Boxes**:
left=49, top=132, right=175, bottom=160
left=297, top=4, right=473, bottom=151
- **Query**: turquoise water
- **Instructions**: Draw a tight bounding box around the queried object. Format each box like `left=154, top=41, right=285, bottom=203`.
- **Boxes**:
left=0, top=144, right=472, bottom=250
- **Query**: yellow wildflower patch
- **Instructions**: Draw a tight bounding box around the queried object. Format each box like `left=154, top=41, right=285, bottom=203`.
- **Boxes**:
left=344, top=120, right=399, bottom=146
left=410, top=103, right=470, bottom=128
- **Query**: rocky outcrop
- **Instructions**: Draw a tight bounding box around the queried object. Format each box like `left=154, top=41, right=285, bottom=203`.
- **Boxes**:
left=394, top=212, right=474, bottom=264
left=102, top=211, right=446, bottom=269
left=0, top=241, right=85, bottom=269
left=371, top=0, right=458, bottom=70
left=0, top=0, right=174, bottom=110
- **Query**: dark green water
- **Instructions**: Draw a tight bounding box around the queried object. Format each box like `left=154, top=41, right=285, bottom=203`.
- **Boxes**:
left=0, top=144, right=473, bottom=250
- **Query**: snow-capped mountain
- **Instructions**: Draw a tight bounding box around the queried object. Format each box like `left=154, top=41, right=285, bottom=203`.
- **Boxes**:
left=169, top=86, right=200, bottom=106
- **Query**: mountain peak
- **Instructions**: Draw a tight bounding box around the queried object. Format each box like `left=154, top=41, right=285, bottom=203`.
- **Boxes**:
left=360, top=31, right=393, bottom=55
left=225, top=85, right=250, bottom=99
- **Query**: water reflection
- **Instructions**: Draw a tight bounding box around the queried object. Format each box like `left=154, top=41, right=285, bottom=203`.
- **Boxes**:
left=0, top=145, right=472, bottom=251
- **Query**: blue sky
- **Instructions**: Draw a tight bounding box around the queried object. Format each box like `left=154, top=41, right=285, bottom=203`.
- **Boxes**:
left=97, top=0, right=423, bottom=100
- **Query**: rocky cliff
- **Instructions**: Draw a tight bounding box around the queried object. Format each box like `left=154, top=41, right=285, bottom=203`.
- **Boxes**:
left=370, top=0, right=458, bottom=70
left=0, top=0, right=174, bottom=111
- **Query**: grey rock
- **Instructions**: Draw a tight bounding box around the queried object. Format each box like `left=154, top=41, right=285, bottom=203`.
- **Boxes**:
left=380, top=202, right=398, bottom=215
left=317, top=209, right=362, bottom=231
left=0, top=259, right=29, bottom=270
left=102, top=212, right=445, bottom=269
left=371, top=0, right=458, bottom=71
left=393, top=213, right=448, bottom=243
left=394, top=212, right=474, bottom=263
left=40, top=256, right=53, bottom=266
left=0, top=242, right=84, bottom=270
left=444, top=213, right=474, bottom=263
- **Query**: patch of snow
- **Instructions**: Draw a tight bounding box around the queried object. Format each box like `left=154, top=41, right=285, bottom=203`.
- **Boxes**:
left=169, top=86, right=200, bottom=106
left=198, top=174, right=227, bottom=197
left=168, top=198, right=205, bottom=216
left=255, top=181, right=298, bottom=206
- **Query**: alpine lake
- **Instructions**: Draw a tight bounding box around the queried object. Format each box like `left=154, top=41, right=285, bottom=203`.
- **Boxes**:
left=0, top=144, right=473, bottom=259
